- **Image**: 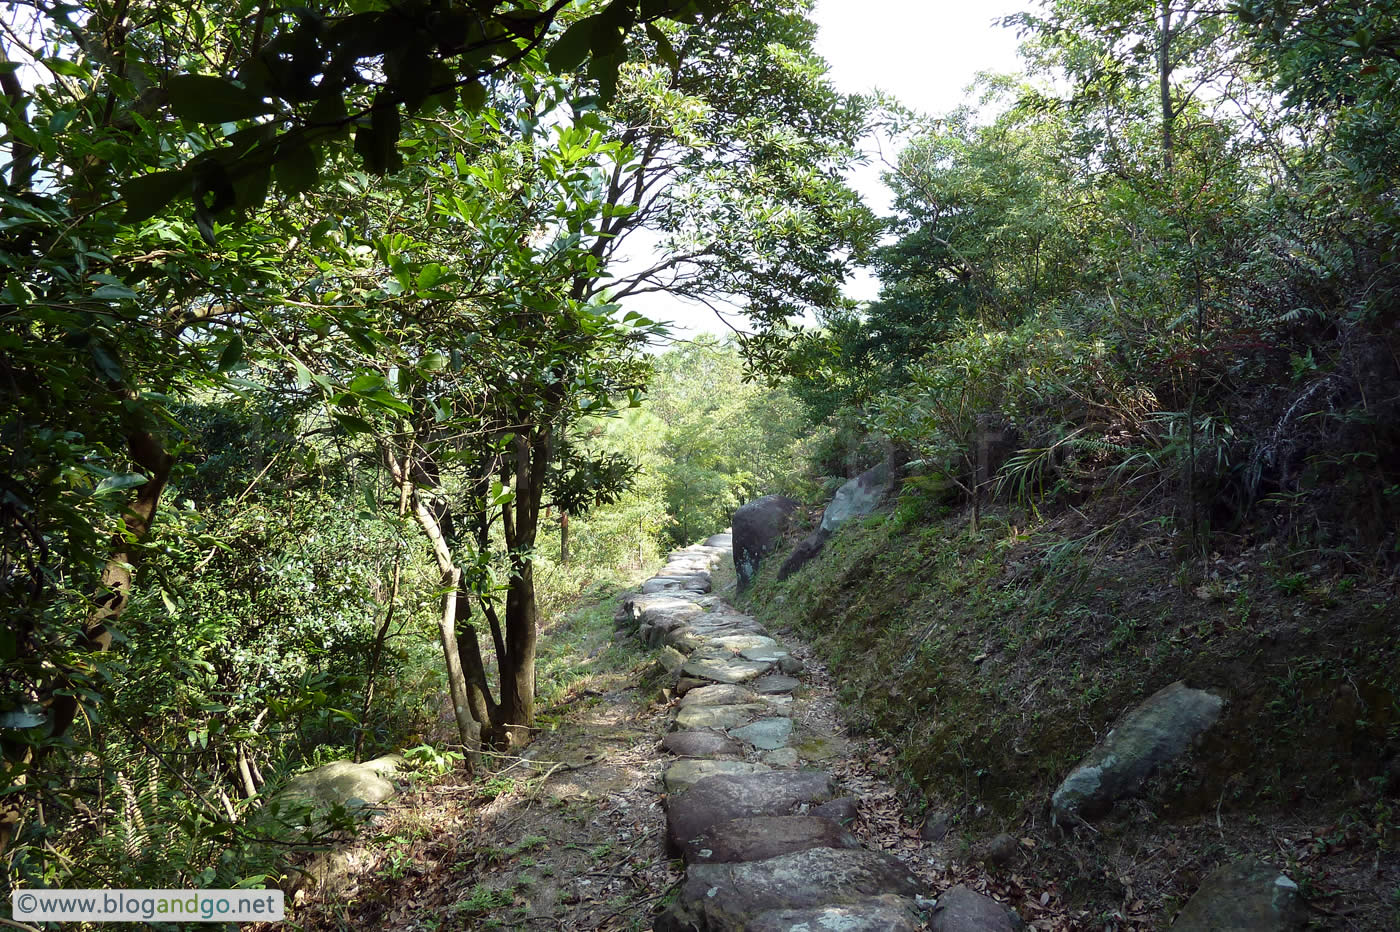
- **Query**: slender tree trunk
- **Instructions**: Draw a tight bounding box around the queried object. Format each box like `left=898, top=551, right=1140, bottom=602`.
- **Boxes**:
left=1159, top=0, right=1175, bottom=173
left=559, top=510, right=569, bottom=565
left=435, top=568, right=480, bottom=758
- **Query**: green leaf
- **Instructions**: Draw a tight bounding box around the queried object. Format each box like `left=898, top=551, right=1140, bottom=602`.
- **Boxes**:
left=121, top=170, right=189, bottom=223
left=420, top=352, right=448, bottom=370
left=218, top=333, right=244, bottom=371
left=460, top=80, right=487, bottom=112
left=276, top=142, right=320, bottom=196
left=646, top=22, right=677, bottom=70
left=294, top=360, right=313, bottom=390
left=334, top=413, right=377, bottom=435
left=167, top=74, right=275, bottom=123
left=94, top=473, right=149, bottom=495
left=547, top=17, right=596, bottom=73
left=92, top=283, right=138, bottom=301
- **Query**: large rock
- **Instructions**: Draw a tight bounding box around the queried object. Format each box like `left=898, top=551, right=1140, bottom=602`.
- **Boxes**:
left=729, top=717, right=794, bottom=751
left=745, top=896, right=925, bottom=932
left=682, top=815, right=859, bottom=865
left=929, top=885, right=1023, bottom=931
left=277, top=755, right=402, bottom=811
left=820, top=462, right=893, bottom=533
left=1052, top=681, right=1225, bottom=824
left=732, top=495, right=800, bottom=590
left=661, top=847, right=923, bottom=931
left=666, top=770, right=838, bottom=853
left=777, top=463, right=893, bottom=581
left=1173, top=860, right=1305, bottom=931
left=682, top=656, right=773, bottom=685
left=680, top=684, right=760, bottom=708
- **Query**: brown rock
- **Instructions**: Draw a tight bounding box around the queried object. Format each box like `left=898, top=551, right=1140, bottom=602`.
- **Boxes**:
left=930, top=885, right=1024, bottom=931
left=811, top=797, right=860, bottom=827
left=973, top=832, right=1018, bottom=867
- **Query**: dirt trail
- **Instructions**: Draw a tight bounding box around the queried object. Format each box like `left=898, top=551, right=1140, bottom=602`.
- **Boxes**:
left=276, top=542, right=1065, bottom=930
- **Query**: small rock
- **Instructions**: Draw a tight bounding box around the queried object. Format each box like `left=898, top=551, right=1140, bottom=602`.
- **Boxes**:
left=930, top=884, right=1024, bottom=931
left=777, top=655, right=805, bottom=675
left=762, top=748, right=800, bottom=768
left=1173, top=859, right=1306, bottom=931
left=920, top=812, right=951, bottom=842
left=811, top=797, right=859, bottom=827
left=973, top=833, right=1017, bottom=867
left=674, top=677, right=708, bottom=696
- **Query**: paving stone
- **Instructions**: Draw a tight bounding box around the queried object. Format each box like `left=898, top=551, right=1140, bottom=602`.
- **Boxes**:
left=680, top=684, right=759, bottom=708
left=811, top=797, right=859, bottom=828
left=663, top=730, right=746, bottom=758
left=929, top=885, right=1024, bottom=931
left=752, top=674, right=802, bottom=694
left=729, top=717, right=793, bottom=751
left=761, top=748, right=800, bottom=768
left=682, top=815, right=859, bottom=865
left=675, top=703, right=769, bottom=731
left=709, top=634, right=780, bottom=654
left=664, top=760, right=771, bottom=793
left=662, top=846, right=923, bottom=930
left=745, top=895, right=926, bottom=932
left=666, top=770, right=837, bottom=853
left=682, top=656, right=773, bottom=685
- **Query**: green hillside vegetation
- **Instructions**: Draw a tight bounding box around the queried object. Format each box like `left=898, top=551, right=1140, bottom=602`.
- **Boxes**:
left=2, top=0, right=1398, bottom=924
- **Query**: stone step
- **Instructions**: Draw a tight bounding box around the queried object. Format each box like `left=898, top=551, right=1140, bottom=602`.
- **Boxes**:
left=633, top=532, right=932, bottom=932
left=660, top=846, right=923, bottom=931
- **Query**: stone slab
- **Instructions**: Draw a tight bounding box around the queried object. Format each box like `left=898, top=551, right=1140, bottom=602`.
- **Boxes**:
left=682, top=656, right=773, bottom=685
left=666, top=770, right=837, bottom=853
left=682, top=815, right=859, bottom=865
left=729, top=717, right=794, bottom=751
left=680, top=684, right=760, bottom=708
left=675, top=703, right=769, bottom=731
left=746, top=895, right=926, bottom=932
left=665, top=760, right=771, bottom=793
left=663, top=729, right=746, bottom=758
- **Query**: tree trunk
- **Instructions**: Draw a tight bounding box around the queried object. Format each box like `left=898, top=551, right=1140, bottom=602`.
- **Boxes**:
left=435, top=567, right=481, bottom=759
left=1159, top=0, right=1175, bottom=173
left=559, top=510, right=569, bottom=565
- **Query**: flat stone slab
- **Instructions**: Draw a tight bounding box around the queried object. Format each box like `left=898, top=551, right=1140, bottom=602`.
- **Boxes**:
left=665, top=760, right=771, bottom=793
left=1173, top=859, right=1305, bottom=931
left=740, top=646, right=792, bottom=664
left=729, top=717, right=793, bottom=750
left=747, top=895, right=926, bottom=932
left=680, top=684, right=759, bottom=708
left=929, top=885, right=1024, bottom=931
left=666, top=770, right=837, bottom=853
left=753, top=674, right=802, bottom=694
left=663, top=729, right=746, bottom=758
left=683, top=815, right=859, bottom=865
left=675, top=703, right=769, bottom=731
left=665, top=846, right=923, bottom=930
left=708, top=634, right=780, bottom=653
left=682, top=656, right=773, bottom=685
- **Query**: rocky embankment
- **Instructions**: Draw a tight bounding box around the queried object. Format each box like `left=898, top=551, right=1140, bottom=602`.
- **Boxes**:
left=618, top=533, right=1023, bottom=932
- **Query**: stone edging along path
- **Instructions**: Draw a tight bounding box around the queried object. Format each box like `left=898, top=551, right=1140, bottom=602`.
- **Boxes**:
left=617, top=533, right=1025, bottom=932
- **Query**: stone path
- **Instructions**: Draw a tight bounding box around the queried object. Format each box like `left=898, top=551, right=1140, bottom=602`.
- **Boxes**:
left=618, top=533, right=1024, bottom=932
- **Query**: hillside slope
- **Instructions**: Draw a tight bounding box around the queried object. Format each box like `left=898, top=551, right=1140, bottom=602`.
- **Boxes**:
left=741, top=496, right=1400, bottom=928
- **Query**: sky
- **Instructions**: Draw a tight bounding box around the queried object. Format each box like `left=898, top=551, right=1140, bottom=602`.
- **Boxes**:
left=627, top=0, right=1033, bottom=338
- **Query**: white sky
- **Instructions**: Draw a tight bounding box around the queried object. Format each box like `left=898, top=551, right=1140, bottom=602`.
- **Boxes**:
left=629, top=0, right=1032, bottom=339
